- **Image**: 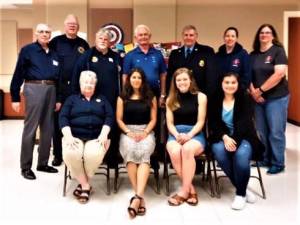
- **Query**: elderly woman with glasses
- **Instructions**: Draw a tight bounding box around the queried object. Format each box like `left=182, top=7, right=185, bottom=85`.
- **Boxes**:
left=59, top=70, right=113, bottom=204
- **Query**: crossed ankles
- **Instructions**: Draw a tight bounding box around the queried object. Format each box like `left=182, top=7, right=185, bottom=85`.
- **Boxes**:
left=128, top=194, right=146, bottom=219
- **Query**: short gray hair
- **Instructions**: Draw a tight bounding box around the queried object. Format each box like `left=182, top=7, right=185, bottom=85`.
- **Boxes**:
left=35, top=23, right=51, bottom=34
left=134, top=24, right=151, bottom=37
left=95, top=27, right=112, bottom=41
left=79, top=70, right=97, bottom=86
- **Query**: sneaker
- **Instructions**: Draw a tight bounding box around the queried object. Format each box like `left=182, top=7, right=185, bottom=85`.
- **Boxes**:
left=267, top=165, right=285, bottom=175
left=246, top=190, right=256, bottom=203
left=231, top=195, right=246, bottom=210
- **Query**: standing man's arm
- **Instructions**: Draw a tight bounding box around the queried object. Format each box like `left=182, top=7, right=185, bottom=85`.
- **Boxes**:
left=158, top=52, right=167, bottom=107
left=159, top=72, right=167, bottom=107
left=10, top=48, right=27, bottom=112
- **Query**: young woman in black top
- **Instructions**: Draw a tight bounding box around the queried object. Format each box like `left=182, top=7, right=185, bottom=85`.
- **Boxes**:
left=116, top=68, right=157, bottom=218
left=166, top=68, right=207, bottom=206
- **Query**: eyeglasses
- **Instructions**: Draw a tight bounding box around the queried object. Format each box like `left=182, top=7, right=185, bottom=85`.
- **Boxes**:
left=66, top=23, right=78, bottom=26
left=260, top=31, right=272, bottom=35
left=37, top=30, right=51, bottom=34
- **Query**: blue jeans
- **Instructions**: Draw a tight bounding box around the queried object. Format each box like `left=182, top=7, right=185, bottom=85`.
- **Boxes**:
left=212, top=140, right=252, bottom=196
left=255, top=95, right=289, bottom=167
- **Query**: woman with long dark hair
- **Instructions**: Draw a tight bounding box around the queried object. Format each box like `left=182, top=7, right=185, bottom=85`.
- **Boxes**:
left=249, top=24, right=289, bottom=174
left=116, top=68, right=157, bottom=219
left=208, top=72, right=264, bottom=210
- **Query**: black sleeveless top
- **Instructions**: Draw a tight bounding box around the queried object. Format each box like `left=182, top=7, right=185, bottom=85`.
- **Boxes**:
left=173, top=92, right=198, bottom=125
left=123, top=99, right=151, bottom=124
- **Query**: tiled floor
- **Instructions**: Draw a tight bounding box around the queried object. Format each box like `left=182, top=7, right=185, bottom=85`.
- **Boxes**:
left=0, top=120, right=299, bottom=225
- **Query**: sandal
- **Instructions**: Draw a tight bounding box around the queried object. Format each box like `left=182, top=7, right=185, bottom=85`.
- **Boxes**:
left=73, top=184, right=82, bottom=198
left=137, top=197, right=146, bottom=216
left=128, top=195, right=141, bottom=219
left=168, top=194, right=187, bottom=206
left=78, top=187, right=92, bottom=204
left=186, top=192, right=198, bottom=206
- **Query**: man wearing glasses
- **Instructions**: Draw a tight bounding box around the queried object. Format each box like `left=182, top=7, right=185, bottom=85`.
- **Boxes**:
left=49, top=14, right=89, bottom=166
left=10, top=23, right=60, bottom=180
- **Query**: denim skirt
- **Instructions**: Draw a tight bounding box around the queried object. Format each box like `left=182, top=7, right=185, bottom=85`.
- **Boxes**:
left=167, top=124, right=206, bottom=147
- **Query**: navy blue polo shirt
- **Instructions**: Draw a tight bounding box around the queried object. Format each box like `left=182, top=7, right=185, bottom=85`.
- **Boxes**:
left=123, top=46, right=167, bottom=93
left=71, top=47, right=121, bottom=109
left=10, top=41, right=60, bottom=102
left=59, top=94, right=114, bottom=140
left=49, top=35, right=89, bottom=102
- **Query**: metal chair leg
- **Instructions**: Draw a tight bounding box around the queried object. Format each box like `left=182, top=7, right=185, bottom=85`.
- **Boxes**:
left=256, top=162, right=266, bottom=199
left=63, top=165, right=68, bottom=197
left=106, top=166, right=110, bottom=195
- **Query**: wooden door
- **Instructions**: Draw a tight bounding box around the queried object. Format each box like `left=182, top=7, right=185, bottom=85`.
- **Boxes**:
left=288, top=17, right=300, bottom=125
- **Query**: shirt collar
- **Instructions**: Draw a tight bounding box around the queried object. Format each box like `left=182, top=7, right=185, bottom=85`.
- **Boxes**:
left=184, top=45, right=194, bottom=53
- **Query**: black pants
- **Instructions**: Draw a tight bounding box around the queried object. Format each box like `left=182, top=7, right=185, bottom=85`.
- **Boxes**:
left=52, top=111, right=62, bottom=160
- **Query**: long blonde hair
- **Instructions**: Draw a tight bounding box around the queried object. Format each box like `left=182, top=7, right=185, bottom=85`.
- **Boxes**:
left=167, top=68, right=199, bottom=111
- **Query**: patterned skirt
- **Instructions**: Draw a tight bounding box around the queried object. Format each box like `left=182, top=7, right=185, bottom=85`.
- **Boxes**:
left=119, top=124, right=155, bottom=164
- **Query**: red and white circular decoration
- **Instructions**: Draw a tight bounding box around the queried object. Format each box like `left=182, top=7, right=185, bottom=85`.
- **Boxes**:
left=102, top=23, right=124, bottom=46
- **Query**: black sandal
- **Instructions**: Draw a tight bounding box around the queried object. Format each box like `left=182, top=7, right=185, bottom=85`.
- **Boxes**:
left=128, top=195, right=141, bottom=219
left=137, top=197, right=146, bottom=216
left=73, top=184, right=82, bottom=198
left=78, top=187, right=92, bottom=204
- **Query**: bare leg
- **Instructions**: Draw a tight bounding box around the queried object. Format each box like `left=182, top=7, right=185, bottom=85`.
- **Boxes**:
left=179, top=140, right=203, bottom=198
left=136, top=163, right=150, bottom=197
left=127, top=162, right=138, bottom=192
left=167, top=141, right=183, bottom=178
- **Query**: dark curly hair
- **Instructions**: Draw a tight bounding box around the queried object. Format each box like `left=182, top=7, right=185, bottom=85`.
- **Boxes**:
left=121, top=67, right=154, bottom=106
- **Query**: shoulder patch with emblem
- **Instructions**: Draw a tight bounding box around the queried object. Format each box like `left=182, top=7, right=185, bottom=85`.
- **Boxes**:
left=78, top=46, right=85, bottom=54
left=91, top=56, right=98, bottom=63
left=199, top=59, right=205, bottom=67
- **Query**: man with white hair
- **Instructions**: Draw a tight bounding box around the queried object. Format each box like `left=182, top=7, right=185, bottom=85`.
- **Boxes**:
left=10, top=23, right=60, bottom=180
left=49, top=14, right=89, bottom=166
left=122, top=24, right=167, bottom=106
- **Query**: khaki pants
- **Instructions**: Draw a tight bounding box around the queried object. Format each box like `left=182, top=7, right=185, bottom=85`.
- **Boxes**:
left=62, top=138, right=106, bottom=178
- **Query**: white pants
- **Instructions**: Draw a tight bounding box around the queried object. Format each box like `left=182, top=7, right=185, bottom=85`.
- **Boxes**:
left=62, top=138, right=107, bottom=178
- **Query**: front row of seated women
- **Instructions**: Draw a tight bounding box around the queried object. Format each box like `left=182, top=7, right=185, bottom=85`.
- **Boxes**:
left=58, top=68, right=264, bottom=216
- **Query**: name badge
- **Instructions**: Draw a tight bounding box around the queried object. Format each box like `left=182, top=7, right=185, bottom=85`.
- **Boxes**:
left=108, top=57, right=114, bottom=63
left=53, top=60, right=59, bottom=66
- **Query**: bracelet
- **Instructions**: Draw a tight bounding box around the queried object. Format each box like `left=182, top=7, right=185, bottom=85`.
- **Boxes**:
left=160, top=94, right=166, bottom=98
left=259, top=87, right=265, bottom=93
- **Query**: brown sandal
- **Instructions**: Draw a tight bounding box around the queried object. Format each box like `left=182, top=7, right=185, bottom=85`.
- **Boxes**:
left=168, top=194, right=187, bottom=206
left=186, top=192, right=198, bottom=206
left=78, top=187, right=92, bottom=204
left=128, top=195, right=141, bottom=219
left=137, top=197, right=146, bottom=216
left=73, top=184, right=82, bottom=198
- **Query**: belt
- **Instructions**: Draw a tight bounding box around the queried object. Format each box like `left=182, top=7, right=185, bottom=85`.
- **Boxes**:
left=25, top=80, right=55, bottom=85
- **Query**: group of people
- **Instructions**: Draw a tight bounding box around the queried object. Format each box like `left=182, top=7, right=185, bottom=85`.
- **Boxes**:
left=10, top=13, right=289, bottom=216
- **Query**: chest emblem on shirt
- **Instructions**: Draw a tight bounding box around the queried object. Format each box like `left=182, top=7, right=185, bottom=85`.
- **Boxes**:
left=108, top=57, right=114, bottom=63
left=78, top=46, right=85, bottom=54
left=199, top=59, right=205, bottom=67
left=52, top=60, right=59, bottom=66
left=96, top=98, right=101, bottom=103
left=92, top=56, right=98, bottom=63
left=265, top=55, right=272, bottom=64
left=232, top=59, right=240, bottom=67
